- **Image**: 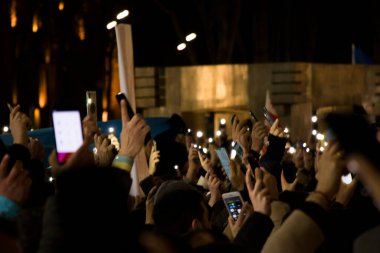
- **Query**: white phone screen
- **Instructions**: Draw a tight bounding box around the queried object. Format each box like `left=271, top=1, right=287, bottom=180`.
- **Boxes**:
left=53, top=111, right=83, bottom=164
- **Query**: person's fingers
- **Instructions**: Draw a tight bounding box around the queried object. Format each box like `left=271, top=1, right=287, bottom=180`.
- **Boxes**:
left=147, top=186, right=158, bottom=200
left=245, top=167, right=254, bottom=191
left=120, top=100, right=130, bottom=126
left=10, top=105, right=21, bottom=120
left=7, top=160, right=23, bottom=182
left=106, top=144, right=116, bottom=152
left=229, top=160, right=237, bottom=175
left=255, top=167, right=264, bottom=181
left=269, top=118, right=279, bottom=134
left=0, top=155, right=10, bottom=179
left=228, top=215, right=235, bottom=228
left=101, top=137, right=110, bottom=148
left=198, top=151, right=205, bottom=163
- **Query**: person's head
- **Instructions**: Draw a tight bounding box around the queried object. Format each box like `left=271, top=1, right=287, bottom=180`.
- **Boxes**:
left=169, top=114, right=187, bottom=144
left=153, top=180, right=212, bottom=237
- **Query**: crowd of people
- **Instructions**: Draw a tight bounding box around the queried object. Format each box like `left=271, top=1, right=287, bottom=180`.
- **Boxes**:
left=1, top=97, right=380, bottom=253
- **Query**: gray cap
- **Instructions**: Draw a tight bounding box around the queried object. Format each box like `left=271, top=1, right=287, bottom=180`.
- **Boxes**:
left=154, top=180, right=202, bottom=205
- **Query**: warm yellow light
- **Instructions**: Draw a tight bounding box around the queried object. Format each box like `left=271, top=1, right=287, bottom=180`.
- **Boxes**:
left=32, top=15, right=39, bottom=33
left=78, top=18, right=85, bottom=41
left=45, top=49, right=50, bottom=64
left=12, top=86, right=17, bottom=104
left=59, top=1, right=64, bottom=11
left=34, top=108, right=41, bottom=129
left=10, top=0, right=17, bottom=28
left=39, top=68, right=47, bottom=108
left=102, top=111, right=108, bottom=122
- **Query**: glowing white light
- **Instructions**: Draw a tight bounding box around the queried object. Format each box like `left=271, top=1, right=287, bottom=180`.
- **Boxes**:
left=196, top=131, right=203, bottom=138
left=177, top=43, right=186, bottom=51
left=320, top=146, right=325, bottom=152
left=87, top=98, right=92, bottom=104
left=312, top=130, right=317, bottom=136
left=106, top=21, right=117, bottom=30
left=316, top=133, right=325, bottom=141
left=93, top=147, right=97, bottom=154
left=324, top=142, right=328, bottom=147
left=208, top=138, right=213, bottom=143
left=306, top=148, right=310, bottom=153
left=303, top=142, right=307, bottom=148
left=3, top=126, right=9, bottom=133
left=284, top=127, right=289, bottom=134
left=231, top=141, right=236, bottom=147
left=116, top=10, right=129, bottom=20
left=341, top=173, right=353, bottom=185
left=49, top=177, right=54, bottom=182
left=311, top=115, right=318, bottom=123
left=187, top=128, right=191, bottom=133
left=288, top=147, right=296, bottom=154
left=220, top=118, right=226, bottom=125
left=108, top=127, right=115, bottom=133
left=203, top=148, right=208, bottom=154
left=185, top=33, right=197, bottom=42
left=230, top=149, right=237, bottom=160
left=174, top=165, right=179, bottom=170
left=30, top=128, right=34, bottom=132
left=216, top=130, right=221, bottom=137
left=193, top=144, right=198, bottom=148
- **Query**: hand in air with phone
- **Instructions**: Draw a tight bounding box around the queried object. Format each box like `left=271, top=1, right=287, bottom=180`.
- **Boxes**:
left=231, top=115, right=252, bottom=153
left=9, top=105, right=32, bottom=147
left=94, top=134, right=116, bottom=167
left=245, top=165, right=272, bottom=216
left=118, top=99, right=150, bottom=159
left=251, top=121, right=268, bottom=153
left=229, top=159, right=245, bottom=191
left=269, top=118, right=286, bottom=138
left=205, top=172, right=222, bottom=207
left=198, top=151, right=213, bottom=173
left=148, top=142, right=160, bottom=175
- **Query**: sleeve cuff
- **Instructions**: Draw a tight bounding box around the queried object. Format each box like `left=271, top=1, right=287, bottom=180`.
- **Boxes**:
left=112, top=155, right=134, bottom=173
left=0, top=196, right=21, bottom=219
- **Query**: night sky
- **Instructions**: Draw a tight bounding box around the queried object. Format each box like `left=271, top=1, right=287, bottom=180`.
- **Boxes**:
left=0, top=0, right=379, bottom=126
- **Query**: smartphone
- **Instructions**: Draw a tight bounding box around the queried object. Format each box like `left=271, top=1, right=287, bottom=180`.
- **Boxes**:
left=216, top=147, right=231, bottom=179
left=52, top=110, right=83, bottom=164
left=116, top=92, right=135, bottom=120
left=86, top=91, right=97, bottom=123
left=232, top=141, right=244, bottom=160
left=263, top=107, right=275, bottom=126
left=249, top=110, right=258, bottom=124
left=222, top=191, right=244, bottom=221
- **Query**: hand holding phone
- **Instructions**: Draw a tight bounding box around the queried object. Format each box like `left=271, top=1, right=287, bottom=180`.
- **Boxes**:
left=263, top=107, right=275, bottom=126
left=116, top=92, right=135, bottom=120
left=222, top=191, right=244, bottom=221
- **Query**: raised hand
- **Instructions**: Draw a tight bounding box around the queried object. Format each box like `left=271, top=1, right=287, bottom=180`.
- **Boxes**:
left=28, top=138, right=45, bottom=161
left=0, top=155, right=31, bottom=205
left=245, top=166, right=271, bottom=216
left=228, top=202, right=253, bottom=238
left=94, top=134, right=116, bottom=167
left=315, top=143, right=345, bottom=200
left=229, top=160, right=245, bottom=191
left=9, top=105, right=32, bottom=147
left=251, top=121, right=268, bottom=153
left=269, top=118, right=286, bottom=138
left=281, top=169, right=298, bottom=192
left=118, top=100, right=150, bottom=159
left=205, top=172, right=222, bottom=207
left=82, top=115, right=100, bottom=145
left=149, top=147, right=160, bottom=175
left=198, top=151, right=213, bottom=173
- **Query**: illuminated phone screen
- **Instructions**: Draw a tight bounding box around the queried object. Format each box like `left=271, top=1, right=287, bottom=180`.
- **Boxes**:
left=216, top=148, right=231, bottom=179
left=53, top=111, right=83, bottom=164
left=224, top=195, right=243, bottom=221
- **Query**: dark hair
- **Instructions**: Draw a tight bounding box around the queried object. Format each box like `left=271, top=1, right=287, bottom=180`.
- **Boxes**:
left=153, top=190, right=206, bottom=237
